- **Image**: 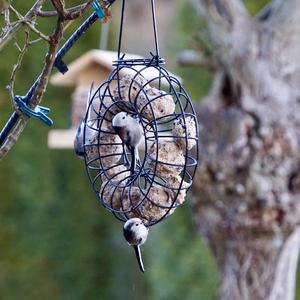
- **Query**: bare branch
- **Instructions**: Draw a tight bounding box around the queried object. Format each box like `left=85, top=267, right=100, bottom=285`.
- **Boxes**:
left=64, top=0, right=93, bottom=20
left=4, top=6, right=10, bottom=26
left=23, top=21, right=50, bottom=42
left=0, top=0, right=45, bottom=51
left=0, top=117, right=29, bottom=159
left=9, top=5, right=50, bottom=42
left=44, top=0, right=93, bottom=20
left=29, top=18, right=65, bottom=108
left=0, top=14, right=65, bottom=159
left=36, top=3, right=87, bottom=18
left=50, top=0, right=65, bottom=18
left=8, top=28, right=30, bottom=103
left=36, top=9, right=57, bottom=17
left=0, top=0, right=101, bottom=159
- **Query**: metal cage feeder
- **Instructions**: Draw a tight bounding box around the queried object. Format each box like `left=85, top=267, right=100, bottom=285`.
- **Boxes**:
left=83, top=59, right=199, bottom=226
left=82, top=0, right=199, bottom=227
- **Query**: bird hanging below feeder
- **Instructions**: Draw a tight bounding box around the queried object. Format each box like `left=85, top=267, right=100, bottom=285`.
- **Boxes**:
left=123, top=218, right=149, bottom=273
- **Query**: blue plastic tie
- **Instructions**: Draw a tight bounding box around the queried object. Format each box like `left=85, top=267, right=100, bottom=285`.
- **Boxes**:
left=14, top=95, right=53, bottom=126
left=92, top=0, right=106, bottom=19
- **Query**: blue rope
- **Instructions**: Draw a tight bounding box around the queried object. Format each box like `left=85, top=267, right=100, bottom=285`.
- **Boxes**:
left=0, top=0, right=116, bottom=147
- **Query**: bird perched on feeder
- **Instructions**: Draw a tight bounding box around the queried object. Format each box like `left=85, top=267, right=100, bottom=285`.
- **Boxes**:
left=74, top=85, right=97, bottom=157
left=112, top=112, right=143, bottom=174
left=123, top=218, right=149, bottom=273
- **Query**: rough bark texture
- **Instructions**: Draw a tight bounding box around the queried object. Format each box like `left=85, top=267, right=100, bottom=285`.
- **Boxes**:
left=191, top=1, right=300, bottom=299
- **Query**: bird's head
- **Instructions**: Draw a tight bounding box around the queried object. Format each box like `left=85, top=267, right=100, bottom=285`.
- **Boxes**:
left=112, top=112, right=129, bottom=128
left=123, top=218, right=149, bottom=246
left=112, top=112, right=140, bottom=128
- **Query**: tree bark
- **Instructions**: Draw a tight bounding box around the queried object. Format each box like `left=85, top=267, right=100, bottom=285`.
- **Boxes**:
left=217, top=229, right=300, bottom=300
left=191, top=1, right=300, bottom=299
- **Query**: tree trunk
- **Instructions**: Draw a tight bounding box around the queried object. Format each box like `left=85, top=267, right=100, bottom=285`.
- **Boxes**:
left=215, top=229, right=300, bottom=300
left=191, top=1, right=300, bottom=299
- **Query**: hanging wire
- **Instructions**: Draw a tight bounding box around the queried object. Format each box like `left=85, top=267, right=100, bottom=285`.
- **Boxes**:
left=117, top=0, right=126, bottom=59
left=150, top=0, right=160, bottom=58
left=115, top=0, right=164, bottom=67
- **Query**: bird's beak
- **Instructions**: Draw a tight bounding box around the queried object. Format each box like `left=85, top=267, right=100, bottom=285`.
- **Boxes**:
left=133, top=245, right=145, bottom=273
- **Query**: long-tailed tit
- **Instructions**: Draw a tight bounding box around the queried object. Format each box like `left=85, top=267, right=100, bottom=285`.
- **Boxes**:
left=123, top=218, right=149, bottom=273
left=112, top=112, right=143, bottom=174
left=74, top=84, right=97, bottom=157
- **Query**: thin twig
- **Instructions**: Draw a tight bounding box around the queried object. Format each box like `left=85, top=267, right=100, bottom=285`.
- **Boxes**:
left=10, top=5, right=50, bottom=43
left=4, top=7, right=10, bottom=26
left=37, top=1, right=93, bottom=19
left=0, top=1, right=65, bottom=159
left=0, top=7, right=11, bottom=38
left=23, top=21, right=50, bottom=42
left=9, top=5, right=50, bottom=42
left=0, top=0, right=45, bottom=51
left=7, top=28, right=30, bottom=104
left=0, top=0, right=105, bottom=159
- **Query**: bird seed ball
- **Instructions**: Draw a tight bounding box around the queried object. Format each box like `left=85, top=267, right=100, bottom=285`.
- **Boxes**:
left=86, top=132, right=122, bottom=168
left=121, top=185, right=178, bottom=222
left=172, top=116, right=197, bottom=150
left=139, top=184, right=178, bottom=221
left=99, top=96, right=123, bottom=122
left=164, top=175, right=189, bottom=205
left=99, top=181, right=125, bottom=210
left=148, top=140, right=185, bottom=177
left=113, top=74, right=150, bottom=103
left=98, top=132, right=123, bottom=167
left=85, top=132, right=101, bottom=166
left=137, top=88, right=175, bottom=120
left=99, top=186, right=142, bottom=216
left=101, top=164, right=130, bottom=183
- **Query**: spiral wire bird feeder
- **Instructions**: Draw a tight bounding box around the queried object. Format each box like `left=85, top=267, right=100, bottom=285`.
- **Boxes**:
left=83, top=0, right=199, bottom=227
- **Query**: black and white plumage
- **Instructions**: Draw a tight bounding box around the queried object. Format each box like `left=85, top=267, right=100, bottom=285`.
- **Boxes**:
left=74, top=84, right=97, bottom=157
left=112, top=112, right=143, bottom=174
left=123, top=218, right=149, bottom=273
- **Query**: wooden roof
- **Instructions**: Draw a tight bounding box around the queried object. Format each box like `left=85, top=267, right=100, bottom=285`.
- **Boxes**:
left=50, top=49, right=182, bottom=87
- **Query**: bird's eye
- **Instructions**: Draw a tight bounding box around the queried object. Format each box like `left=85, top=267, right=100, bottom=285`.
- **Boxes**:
left=135, top=223, right=139, bottom=226
left=122, top=116, right=125, bottom=120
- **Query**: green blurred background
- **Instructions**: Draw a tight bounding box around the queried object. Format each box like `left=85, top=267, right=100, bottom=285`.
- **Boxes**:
left=0, top=1, right=299, bottom=299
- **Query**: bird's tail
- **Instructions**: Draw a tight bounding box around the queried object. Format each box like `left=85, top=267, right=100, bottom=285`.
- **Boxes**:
left=130, top=147, right=139, bottom=174
left=133, top=245, right=145, bottom=273
left=123, top=146, right=130, bottom=166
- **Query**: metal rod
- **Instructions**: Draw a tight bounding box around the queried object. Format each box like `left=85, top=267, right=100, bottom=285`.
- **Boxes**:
left=150, top=0, right=160, bottom=58
left=117, top=0, right=126, bottom=59
left=55, top=12, right=99, bottom=73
